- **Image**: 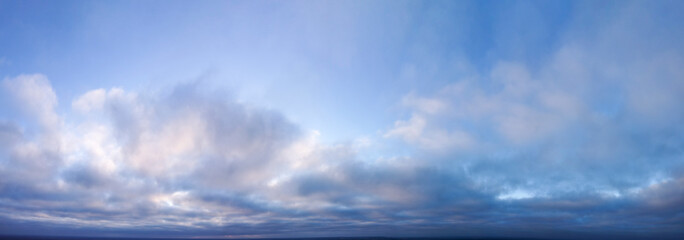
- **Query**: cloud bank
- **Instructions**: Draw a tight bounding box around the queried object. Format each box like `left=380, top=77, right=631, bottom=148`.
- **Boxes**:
left=1, top=63, right=682, bottom=239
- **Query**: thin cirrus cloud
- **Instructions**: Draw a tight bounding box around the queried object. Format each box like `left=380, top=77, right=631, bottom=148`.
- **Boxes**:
left=0, top=0, right=683, bottom=239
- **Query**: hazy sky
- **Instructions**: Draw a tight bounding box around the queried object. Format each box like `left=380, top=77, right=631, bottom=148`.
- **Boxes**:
left=1, top=0, right=683, bottom=239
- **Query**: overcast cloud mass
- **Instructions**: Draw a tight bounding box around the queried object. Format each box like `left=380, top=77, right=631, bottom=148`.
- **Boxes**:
left=0, top=0, right=683, bottom=239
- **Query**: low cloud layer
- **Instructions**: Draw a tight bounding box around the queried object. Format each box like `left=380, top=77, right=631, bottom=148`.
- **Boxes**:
left=1, top=67, right=682, bottom=239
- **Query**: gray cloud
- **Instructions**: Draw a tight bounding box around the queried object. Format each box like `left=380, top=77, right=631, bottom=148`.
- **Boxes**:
left=0, top=75, right=682, bottom=239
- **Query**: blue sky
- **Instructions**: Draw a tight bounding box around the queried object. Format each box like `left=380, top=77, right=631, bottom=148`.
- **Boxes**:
left=0, top=0, right=683, bottom=239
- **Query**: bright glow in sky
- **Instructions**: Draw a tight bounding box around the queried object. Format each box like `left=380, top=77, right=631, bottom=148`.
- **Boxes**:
left=1, top=0, right=683, bottom=239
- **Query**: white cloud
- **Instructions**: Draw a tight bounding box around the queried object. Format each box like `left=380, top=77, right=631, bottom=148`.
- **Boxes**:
left=496, top=188, right=538, bottom=200
left=385, top=114, right=426, bottom=142
left=2, top=74, right=60, bottom=131
left=1, top=79, right=324, bottom=230
left=385, top=113, right=474, bottom=151
left=1, top=74, right=63, bottom=173
left=72, top=88, right=107, bottom=113
left=401, top=93, right=448, bottom=115
left=386, top=59, right=590, bottom=149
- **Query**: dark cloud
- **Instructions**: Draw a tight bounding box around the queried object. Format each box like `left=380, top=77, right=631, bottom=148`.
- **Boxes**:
left=60, top=163, right=109, bottom=189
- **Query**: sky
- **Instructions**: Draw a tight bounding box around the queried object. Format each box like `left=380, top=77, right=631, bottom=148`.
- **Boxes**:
left=0, top=0, right=683, bottom=239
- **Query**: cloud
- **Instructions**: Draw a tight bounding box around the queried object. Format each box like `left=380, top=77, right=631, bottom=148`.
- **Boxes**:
left=380, top=1, right=684, bottom=237
left=2, top=74, right=59, bottom=131
left=0, top=1, right=683, bottom=239
left=401, top=93, right=448, bottom=115
left=0, top=78, right=306, bottom=235
left=0, top=75, right=682, bottom=238
left=72, top=88, right=107, bottom=113
left=384, top=114, right=473, bottom=151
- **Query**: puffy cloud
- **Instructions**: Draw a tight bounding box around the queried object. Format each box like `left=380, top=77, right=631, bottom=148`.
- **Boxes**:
left=2, top=74, right=59, bottom=131
left=72, top=88, right=107, bottom=113
left=1, top=76, right=63, bottom=200
left=0, top=79, right=304, bottom=235
left=0, top=72, right=682, bottom=238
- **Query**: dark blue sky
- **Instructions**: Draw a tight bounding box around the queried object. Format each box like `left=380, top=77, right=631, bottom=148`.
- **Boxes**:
left=0, top=0, right=683, bottom=239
